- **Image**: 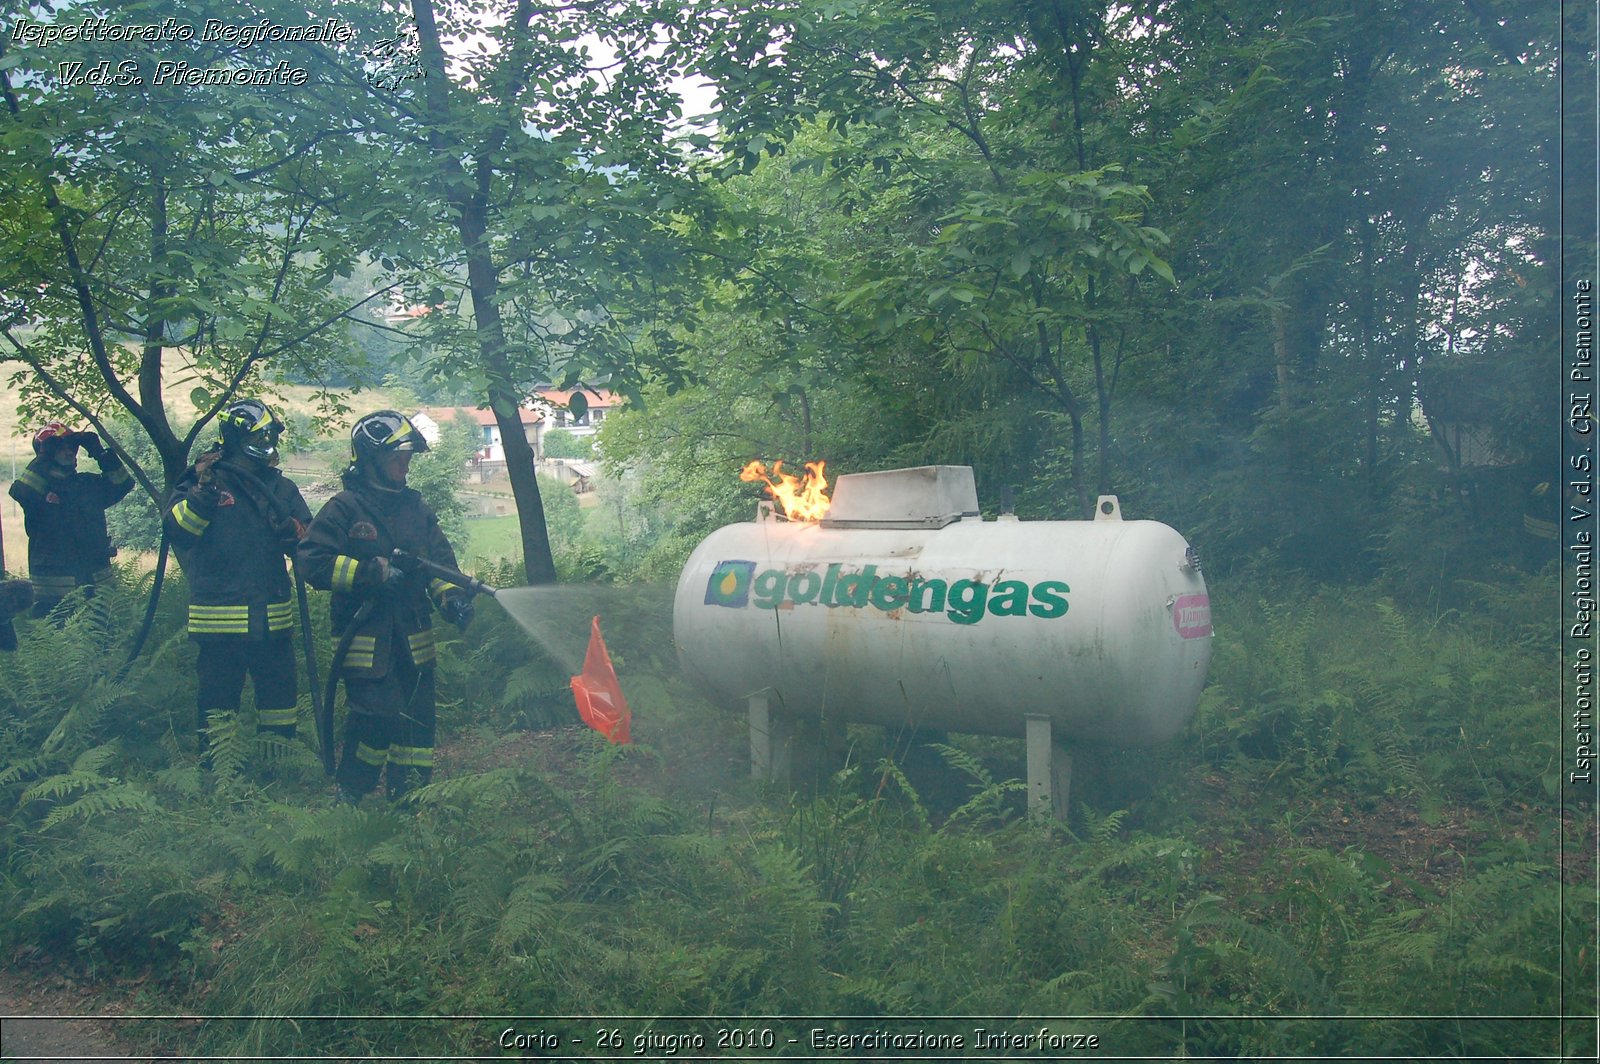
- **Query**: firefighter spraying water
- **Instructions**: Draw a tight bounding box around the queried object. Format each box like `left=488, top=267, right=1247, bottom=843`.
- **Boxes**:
left=297, top=411, right=478, bottom=801
left=96, top=405, right=626, bottom=778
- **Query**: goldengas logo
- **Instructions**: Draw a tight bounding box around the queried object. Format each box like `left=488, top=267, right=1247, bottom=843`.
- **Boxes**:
left=707, top=561, right=1069, bottom=626
left=704, top=560, right=756, bottom=607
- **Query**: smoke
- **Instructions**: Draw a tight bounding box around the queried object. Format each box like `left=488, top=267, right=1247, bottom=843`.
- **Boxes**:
left=489, top=582, right=677, bottom=679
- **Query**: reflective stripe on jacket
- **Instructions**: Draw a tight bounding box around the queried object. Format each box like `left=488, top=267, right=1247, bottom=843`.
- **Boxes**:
left=164, top=460, right=311, bottom=641
left=296, top=481, right=460, bottom=679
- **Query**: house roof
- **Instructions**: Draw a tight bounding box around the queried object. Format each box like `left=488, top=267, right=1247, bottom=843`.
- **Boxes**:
left=384, top=303, right=444, bottom=322
left=416, top=405, right=543, bottom=428
left=532, top=387, right=620, bottom=410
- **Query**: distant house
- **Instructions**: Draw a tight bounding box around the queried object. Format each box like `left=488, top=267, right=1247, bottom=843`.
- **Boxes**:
left=414, top=406, right=541, bottom=480
left=1414, top=366, right=1518, bottom=475
left=529, top=387, right=620, bottom=443
left=542, top=457, right=598, bottom=494
left=411, top=391, right=620, bottom=485
left=384, top=301, right=442, bottom=324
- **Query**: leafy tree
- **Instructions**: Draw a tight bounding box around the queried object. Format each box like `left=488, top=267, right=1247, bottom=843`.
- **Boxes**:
left=675, top=0, right=1558, bottom=568
left=1109, top=0, right=1562, bottom=574
left=408, top=411, right=478, bottom=548
left=399, top=0, right=709, bottom=583
left=100, top=415, right=177, bottom=554
left=537, top=472, right=584, bottom=554
left=600, top=124, right=959, bottom=541
left=677, top=0, right=1181, bottom=517
left=0, top=0, right=423, bottom=503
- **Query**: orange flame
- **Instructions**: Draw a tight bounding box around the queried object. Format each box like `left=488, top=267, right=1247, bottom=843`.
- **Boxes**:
left=740, top=459, right=832, bottom=521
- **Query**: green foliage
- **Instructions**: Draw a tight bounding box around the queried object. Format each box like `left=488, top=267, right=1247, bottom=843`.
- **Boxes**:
left=0, top=0, right=416, bottom=492
left=101, top=413, right=191, bottom=552
left=536, top=474, right=585, bottom=557
left=1196, top=573, right=1555, bottom=806
left=0, top=0, right=1579, bottom=1058
left=634, top=0, right=1560, bottom=573
left=539, top=429, right=593, bottom=460
left=432, top=602, right=574, bottom=734
left=0, top=570, right=1582, bottom=1059
left=543, top=471, right=704, bottom=584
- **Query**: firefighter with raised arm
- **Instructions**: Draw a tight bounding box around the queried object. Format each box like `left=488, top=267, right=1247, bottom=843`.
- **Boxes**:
left=8, top=423, right=134, bottom=615
left=166, top=400, right=312, bottom=751
left=297, top=411, right=474, bottom=802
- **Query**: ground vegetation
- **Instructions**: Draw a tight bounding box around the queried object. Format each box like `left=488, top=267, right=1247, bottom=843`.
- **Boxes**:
left=0, top=0, right=1587, bottom=1058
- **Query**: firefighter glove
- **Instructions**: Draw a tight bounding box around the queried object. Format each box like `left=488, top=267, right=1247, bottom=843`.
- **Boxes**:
left=371, top=557, right=408, bottom=601
left=273, top=517, right=307, bottom=552
left=75, top=432, right=106, bottom=458
left=194, top=449, right=222, bottom=486
left=440, top=592, right=474, bottom=632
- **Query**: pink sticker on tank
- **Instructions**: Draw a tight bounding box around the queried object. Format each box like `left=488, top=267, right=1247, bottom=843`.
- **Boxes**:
left=1173, top=594, right=1212, bottom=639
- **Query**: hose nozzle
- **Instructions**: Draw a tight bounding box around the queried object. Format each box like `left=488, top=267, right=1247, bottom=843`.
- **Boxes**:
left=390, top=549, right=501, bottom=597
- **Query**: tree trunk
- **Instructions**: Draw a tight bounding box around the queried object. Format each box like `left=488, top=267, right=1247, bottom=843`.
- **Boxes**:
left=1273, top=304, right=1294, bottom=416
left=1356, top=216, right=1380, bottom=501
left=3, top=66, right=176, bottom=503
left=411, top=0, right=555, bottom=583
left=1090, top=322, right=1113, bottom=498
left=140, top=170, right=188, bottom=492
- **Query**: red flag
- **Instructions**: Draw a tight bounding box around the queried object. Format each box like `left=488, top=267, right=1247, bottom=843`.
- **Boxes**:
left=570, top=616, right=632, bottom=744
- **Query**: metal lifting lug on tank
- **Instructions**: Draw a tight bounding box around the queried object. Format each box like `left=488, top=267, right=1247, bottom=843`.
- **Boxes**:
left=672, top=465, right=1213, bottom=820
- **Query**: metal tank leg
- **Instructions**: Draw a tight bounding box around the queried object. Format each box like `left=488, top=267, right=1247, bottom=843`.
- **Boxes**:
left=749, top=691, right=795, bottom=782
left=1025, top=714, right=1072, bottom=821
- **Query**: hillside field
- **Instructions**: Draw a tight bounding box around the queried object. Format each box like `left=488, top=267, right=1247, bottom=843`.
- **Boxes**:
left=0, top=381, right=419, bottom=578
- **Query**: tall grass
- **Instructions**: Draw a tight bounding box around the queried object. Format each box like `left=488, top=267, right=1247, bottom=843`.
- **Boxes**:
left=0, top=566, right=1586, bottom=1059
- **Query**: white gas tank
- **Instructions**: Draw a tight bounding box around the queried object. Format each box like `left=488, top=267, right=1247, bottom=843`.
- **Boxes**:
left=673, top=466, right=1211, bottom=746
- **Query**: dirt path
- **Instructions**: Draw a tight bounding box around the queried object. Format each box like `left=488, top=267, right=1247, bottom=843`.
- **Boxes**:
left=0, top=971, right=144, bottom=1063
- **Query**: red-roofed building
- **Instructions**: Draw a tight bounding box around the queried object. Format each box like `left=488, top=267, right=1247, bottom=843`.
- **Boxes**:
left=530, top=387, right=621, bottom=436
left=415, top=405, right=542, bottom=469
left=412, top=388, right=620, bottom=482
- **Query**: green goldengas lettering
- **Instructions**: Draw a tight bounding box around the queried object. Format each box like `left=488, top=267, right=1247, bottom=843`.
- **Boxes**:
left=750, top=565, right=1069, bottom=625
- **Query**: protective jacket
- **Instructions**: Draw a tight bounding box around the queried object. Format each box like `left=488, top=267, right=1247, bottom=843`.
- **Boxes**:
left=297, top=480, right=460, bottom=680
left=166, top=458, right=312, bottom=641
left=8, top=452, right=134, bottom=590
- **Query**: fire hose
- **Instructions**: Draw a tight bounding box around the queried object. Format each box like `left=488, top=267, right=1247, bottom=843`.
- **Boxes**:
left=388, top=548, right=501, bottom=599
left=321, top=597, right=373, bottom=777
left=118, top=535, right=170, bottom=679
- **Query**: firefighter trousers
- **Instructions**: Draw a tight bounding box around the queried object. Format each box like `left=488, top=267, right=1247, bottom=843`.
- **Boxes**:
left=196, top=636, right=299, bottom=751
left=336, top=650, right=436, bottom=801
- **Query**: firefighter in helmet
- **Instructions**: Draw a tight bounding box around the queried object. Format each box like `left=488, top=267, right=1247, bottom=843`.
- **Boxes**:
left=166, top=400, right=312, bottom=750
left=8, top=423, right=134, bottom=615
left=297, top=411, right=474, bottom=801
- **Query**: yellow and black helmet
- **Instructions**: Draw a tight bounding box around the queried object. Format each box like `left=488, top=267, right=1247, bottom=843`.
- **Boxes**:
left=218, top=399, right=284, bottom=463
left=349, top=410, right=428, bottom=488
left=351, top=410, right=428, bottom=459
